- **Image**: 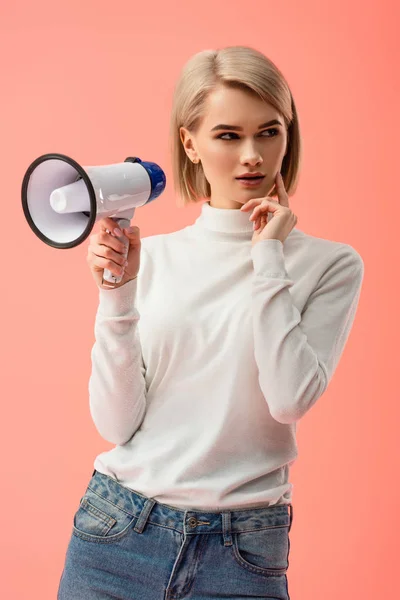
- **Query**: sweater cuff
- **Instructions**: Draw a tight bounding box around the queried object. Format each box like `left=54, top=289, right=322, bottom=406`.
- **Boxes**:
left=250, top=239, right=289, bottom=278
left=97, top=277, right=138, bottom=317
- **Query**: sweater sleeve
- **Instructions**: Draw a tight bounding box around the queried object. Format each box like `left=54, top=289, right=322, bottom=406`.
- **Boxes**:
left=88, top=277, right=147, bottom=445
left=250, top=240, right=364, bottom=425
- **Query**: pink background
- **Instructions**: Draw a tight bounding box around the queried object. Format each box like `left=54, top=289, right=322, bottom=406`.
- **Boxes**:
left=1, top=1, right=398, bottom=598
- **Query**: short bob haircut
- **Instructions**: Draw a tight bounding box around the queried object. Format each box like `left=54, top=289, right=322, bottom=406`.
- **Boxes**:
left=170, top=45, right=302, bottom=207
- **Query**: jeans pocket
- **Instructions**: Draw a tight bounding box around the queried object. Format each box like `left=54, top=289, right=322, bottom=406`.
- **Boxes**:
left=72, top=487, right=136, bottom=544
left=232, top=524, right=290, bottom=576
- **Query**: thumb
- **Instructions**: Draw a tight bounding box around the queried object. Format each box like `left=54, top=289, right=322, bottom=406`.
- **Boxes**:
left=123, top=225, right=141, bottom=242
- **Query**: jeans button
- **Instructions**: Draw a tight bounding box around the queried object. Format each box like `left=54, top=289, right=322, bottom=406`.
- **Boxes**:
left=188, top=517, right=198, bottom=528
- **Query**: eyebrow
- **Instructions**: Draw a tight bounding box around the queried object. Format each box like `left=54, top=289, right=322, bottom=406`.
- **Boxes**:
left=210, top=119, right=283, bottom=132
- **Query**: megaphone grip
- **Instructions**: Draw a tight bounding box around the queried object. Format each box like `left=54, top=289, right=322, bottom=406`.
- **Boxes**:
left=102, top=217, right=131, bottom=286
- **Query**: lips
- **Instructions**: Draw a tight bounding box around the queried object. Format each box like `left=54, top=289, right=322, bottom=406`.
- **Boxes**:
left=236, top=173, right=265, bottom=180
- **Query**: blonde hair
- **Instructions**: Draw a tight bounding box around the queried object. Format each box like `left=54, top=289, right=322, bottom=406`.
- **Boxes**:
left=169, top=45, right=302, bottom=207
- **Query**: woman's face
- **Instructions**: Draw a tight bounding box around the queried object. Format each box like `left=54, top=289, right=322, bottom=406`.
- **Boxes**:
left=180, top=84, right=288, bottom=209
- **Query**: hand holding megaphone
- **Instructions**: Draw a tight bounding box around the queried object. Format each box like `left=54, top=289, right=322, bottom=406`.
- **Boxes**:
left=21, top=153, right=166, bottom=288
left=87, top=217, right=141, bottom=289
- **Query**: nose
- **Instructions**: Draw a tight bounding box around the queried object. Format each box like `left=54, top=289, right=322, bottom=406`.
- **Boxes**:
left=240, top=139, right=263, bottom=167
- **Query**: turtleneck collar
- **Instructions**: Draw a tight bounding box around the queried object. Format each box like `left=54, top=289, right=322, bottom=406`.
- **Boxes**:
left=193, top=201, right=254, bottom=236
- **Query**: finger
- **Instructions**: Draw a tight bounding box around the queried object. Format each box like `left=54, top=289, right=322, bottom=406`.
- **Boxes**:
left=98, top=218, right=126, bottom=235
left=276, top=172, right=289, bottom=207
left=124, top=226, right=141, bottom=240
left=250, top=206, right=265, bottom=221
left=249, top=200, right=280, bottom=220
left=94, top=230, right=127, bottom=254
left=124, top=227, right=141, bottom=249
left=90, top=242, right=128, bottom=267
left=88, top=251, right=126, bottom=277
left=240, top=197, right=266, bottom=211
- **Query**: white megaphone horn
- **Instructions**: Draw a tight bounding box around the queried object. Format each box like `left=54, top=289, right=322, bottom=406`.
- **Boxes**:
left=21, top=153, right=166, bottom=286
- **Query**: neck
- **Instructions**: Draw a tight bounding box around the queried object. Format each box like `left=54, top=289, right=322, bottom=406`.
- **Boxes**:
left=208, top=198, right=243, bottom=210
left=192, top=201, right=254, bottom=237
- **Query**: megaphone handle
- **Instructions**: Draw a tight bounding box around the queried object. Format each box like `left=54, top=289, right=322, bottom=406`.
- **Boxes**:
left=102, top=217, right=131, bottom=286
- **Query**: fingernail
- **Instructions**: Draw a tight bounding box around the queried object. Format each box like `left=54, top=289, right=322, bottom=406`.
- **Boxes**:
left=114, top=228, right=123, bottom=236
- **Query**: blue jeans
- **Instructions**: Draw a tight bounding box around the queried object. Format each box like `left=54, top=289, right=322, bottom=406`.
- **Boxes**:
left=58, top=469, right=293, bottom=599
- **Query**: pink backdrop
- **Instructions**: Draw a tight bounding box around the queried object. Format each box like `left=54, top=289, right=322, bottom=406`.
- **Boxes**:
left=1, top=1, right=398, bottom=598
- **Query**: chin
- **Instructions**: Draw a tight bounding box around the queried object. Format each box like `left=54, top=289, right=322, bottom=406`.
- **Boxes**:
left=240, top=189, right=266, bottom=198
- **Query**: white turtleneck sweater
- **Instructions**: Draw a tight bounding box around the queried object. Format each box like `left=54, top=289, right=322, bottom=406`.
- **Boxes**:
left=89, top=201, right=364, bottom=510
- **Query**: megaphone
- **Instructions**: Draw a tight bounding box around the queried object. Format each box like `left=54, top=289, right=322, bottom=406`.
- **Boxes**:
left=21, top=153, right=166, bottom=285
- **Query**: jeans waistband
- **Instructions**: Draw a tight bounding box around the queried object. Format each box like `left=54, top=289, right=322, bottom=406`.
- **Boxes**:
left=89, top=469, right=293, bottom=545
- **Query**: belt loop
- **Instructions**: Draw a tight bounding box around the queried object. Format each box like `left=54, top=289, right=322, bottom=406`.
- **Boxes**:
left=222, top=511, right=232, bottom=546
left=133, top=498, right=156, bottom=534
left=288, top=503, right=293, bottom=532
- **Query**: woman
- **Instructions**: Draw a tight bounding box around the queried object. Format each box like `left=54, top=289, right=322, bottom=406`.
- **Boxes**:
left=58, top=46, right=364, bottom=600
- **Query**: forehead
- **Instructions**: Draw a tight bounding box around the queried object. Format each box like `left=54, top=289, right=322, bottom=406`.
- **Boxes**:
left=201, top=85, right=280, bottom=128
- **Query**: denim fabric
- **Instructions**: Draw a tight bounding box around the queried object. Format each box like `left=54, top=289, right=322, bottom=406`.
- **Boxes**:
left=58, top=469, right=293, bottom=599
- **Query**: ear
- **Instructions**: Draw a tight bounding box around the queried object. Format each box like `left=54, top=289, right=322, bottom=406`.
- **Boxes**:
left=179, top=127, right=198, bottom=162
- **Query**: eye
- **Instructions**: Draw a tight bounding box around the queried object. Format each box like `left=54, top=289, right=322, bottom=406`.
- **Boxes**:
left=217, top=132, right=240, bottom=140
left=216, top=128, right=280, bottom=140
left=261, top=128, right=279, bottom=138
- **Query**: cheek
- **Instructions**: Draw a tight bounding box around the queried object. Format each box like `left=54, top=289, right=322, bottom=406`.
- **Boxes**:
left=203, top=144, right=235, bottom=172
